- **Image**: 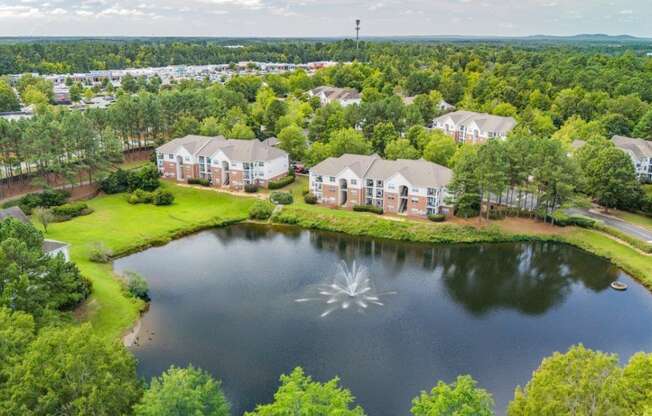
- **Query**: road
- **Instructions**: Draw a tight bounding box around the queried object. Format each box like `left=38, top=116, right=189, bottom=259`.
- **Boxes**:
left=566, top=208, right=652, bottom=243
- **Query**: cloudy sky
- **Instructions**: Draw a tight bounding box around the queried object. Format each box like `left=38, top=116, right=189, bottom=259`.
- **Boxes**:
left=1, top=0, right=650, bottom=38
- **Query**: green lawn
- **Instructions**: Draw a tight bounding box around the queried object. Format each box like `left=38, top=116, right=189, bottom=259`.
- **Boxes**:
left=43, top=182, right=255, bottom=340
left=613, top=210, right=652, bottom=231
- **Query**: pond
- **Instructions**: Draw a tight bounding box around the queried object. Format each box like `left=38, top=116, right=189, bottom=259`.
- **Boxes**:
left=114, top=224, right=652, bottom=415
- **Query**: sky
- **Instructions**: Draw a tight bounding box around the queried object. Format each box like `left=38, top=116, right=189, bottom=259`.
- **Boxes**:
left=1, top=0, right=651, bottom=38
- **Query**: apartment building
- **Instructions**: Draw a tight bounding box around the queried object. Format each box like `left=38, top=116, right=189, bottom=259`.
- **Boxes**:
left=309, top=154, right=453, bottom=218
left=308, top=86, right=362, bottom=107
left=612, top=135, right=652, bottom=182
left=156, top=135, right=289, bottom=190
left=432, top=111, right=516, bottom=143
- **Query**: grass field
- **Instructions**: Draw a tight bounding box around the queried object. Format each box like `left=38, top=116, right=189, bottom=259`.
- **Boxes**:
left=42, top=182, right=255, bottom=340
left=613, top=210, right=652, bottom=231
left=43, top=179, right=652, bottom=341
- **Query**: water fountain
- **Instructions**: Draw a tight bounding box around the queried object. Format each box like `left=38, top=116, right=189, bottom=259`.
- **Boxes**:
left=296, top=261, right=395, bottom=317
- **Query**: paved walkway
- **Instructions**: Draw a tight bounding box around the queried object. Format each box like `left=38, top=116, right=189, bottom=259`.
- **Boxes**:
left=566, top=208, right=652, bottom=243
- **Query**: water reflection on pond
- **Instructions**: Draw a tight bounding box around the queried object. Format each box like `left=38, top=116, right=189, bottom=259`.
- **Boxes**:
left=114, top=224, right=652, bottom=416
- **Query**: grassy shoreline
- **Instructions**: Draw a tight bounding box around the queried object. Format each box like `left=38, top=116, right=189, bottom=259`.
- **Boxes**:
left=42, top=182, right=651, bottom=341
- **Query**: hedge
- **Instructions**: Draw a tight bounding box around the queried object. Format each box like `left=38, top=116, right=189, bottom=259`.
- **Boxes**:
left=187, top=178, right=210, bottom=187
left=428, top=214, right=446, bottom=222
left=270, top=191, right=294, bottom=205
left=51, top=202, right=94, bottom=221
left=244, top=184, right=259, bottom=193
left=100, top=164, right=160, bottom=194
left=353, top=204, right=383, bottom=215
left=249, top=200, right=275, bottom=220
left=268, top=175, right=295, bottom=190
left=3, top=189, right=70, bottom=214
left=304, top=193, right=318, bottom=204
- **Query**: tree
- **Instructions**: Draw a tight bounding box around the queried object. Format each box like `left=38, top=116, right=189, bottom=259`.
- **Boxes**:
left=0, top=79, right=19, bottom=112
left=585, top=146, right=642, bottom=212
left=405, top=70, right=438, bottom=96
left=0, top=307, right=36, bottom=383
left=423, top=131, right=457, bottom=167
left=634, top=109, right=652, bottom=139
left=172, top=115, right=200, bottom=138
left=199, top=116, right=222, bottom=136
left=508, top=345, right=623, bottom=416
left=621, top=353, right=652, bottom=415
left=244, top=367, right=365, bottom=416
left=32, top=207, right=53, bottom=233
left=371, top=122, right=398, bottom=155
left=411, top=375, right=494, bottom=416
left=1, top=325, right=141, bottom=416
left=385, top=139, right=420, bottom=160
left=277, top=124, right=308, bottom=161
left=22, top=86, right=49, bottom=106
left=121, top=74, right=139, bottom=94
left=306, top=142, right=334, bottom=167
left=264, top=99, right=288, bottom=135
left=475, top=140, right=509, bottom=220
left=328, top=128, right=373, bottom=157
left=448, top=145, right=481, bottom=218
left=308, top=102, right=347, bottom=141
left=229, top=122, right=256, bottom=140
left=134, top=365, right=230, bottom=416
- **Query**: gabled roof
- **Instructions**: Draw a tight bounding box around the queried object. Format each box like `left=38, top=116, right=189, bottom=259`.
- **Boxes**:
left=157, top=135, right=288, bottom=162
left=434, top=111, right=516, bottom=134
left=612, top=135, right=652, bottom=160
left=311, top=154, right=380, bottom=178
left=309, top=86, right=360, bottom=101
left=366, top=159, right=452, bottom=188
left=311, top=154, right=452, bottom=188
left=0, top=206, right=29, bottom=223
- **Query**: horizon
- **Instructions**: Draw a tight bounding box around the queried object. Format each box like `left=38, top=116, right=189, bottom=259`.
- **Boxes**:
left=1, top=1, right=650, bottom=38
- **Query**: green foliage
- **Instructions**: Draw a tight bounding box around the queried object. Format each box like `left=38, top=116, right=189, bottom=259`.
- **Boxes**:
left=328, top=128, right=373, bottom=157
left=508, top=344, right=652, bottom=416
left=0, top=218, right=91, bottom=317
left=411, top=375, right=494, bottom=416
left=423, top=130, right=457, bottom=167
left=277, top=124, right=308, bottom=160
left=585, top=146, right=642, bottom=210
left=128, top=189, right=154, bottom=204
left=248, top=200, right=275, bottom=220
left=153, top=189, right=175, bottom=206
left=0, top=79, right=19, bottom=112
left=0, top=324, right=141, bottom=416
left=244, top=183, right=259, bottom=193
left=100, top=164, right=161, bottom=194
left=385, top=138, right=420, bottom=160
left=353, top=204, right=384, bottom=214
left=134, top=365, right=230, bottom=416
left=188, top=178, right=211, bottom=187
left=304, top=193, right=318, bottom=204
left=124, top=271, right=150, bottom=301
left=4, top=189, right=70, bottom=215
left=244, top=367, right=365, bottom=416
left=51, top=202, right=94, bottom=221
left=32, top=207, right=54, bottom=233
left=270, top=191, right=294, bottom=205
left=88, top=241, right=113, bottom=263
left=428, top=213, right=447, bottom=222
left=268, top=175, right=295, bottom=190
left=229, top=122, right=256, bottom=140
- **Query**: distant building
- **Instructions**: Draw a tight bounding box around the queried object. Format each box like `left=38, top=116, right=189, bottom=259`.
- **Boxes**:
left=309, top=154, right=453, bottom=218
left=0, top=207, right=70, bottom=261
left=308, top=86, right=361, bottom=107
left=612, top=135, right=652, bottom=182
left=156, top=135, right=289, bottom=191
left=432, top=111, right=516, bottom=144
left=53, top=85, right=71, bottom=105
left=402, top=96, right=455, bottom=113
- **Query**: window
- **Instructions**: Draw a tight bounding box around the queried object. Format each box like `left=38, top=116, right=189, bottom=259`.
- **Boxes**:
left=351, top=179, right=357, bottom=185
left=412, top=188, right=419, bottom=193
left=157, top=153, right=163, bottom=159
left=315, top=175, right=323, bottom=183
left=329, top=176, right=336, bottom=182
left=366, top=179, right=374, bottom=187
left=168, top=154, right=174, bottom=159
left=376, top=180, right=383, bottom=187
left=184, top=156, right=190, bottom=162
left=411, top=197, right=419, bottom=203
left=388, top=184, right=395, bottom=190
left=258, top=162, right=265, bottom=167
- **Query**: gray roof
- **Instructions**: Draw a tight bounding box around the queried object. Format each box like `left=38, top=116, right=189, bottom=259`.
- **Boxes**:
left=0, top=206, right=29, bottom=223
left=612, top=135, right=652, bottom=160
left=312, top=154, right=452, bottom=188
left=434, top=111, right=516, bottom=134
left=571, top=139, right=587, bottom=150
left=311, top=154, right=381, bottom=178
left=263, top=137, right=280, bottom=147
left=42, top=239, right=69, bottom=252
left=366, top=159, right=453, bottom=188
left=310, top=86, right=360, bottom=101
left=157, top=135, right=287, bottom=162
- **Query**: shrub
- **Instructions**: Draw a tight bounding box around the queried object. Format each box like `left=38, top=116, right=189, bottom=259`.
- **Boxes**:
left=124, top=271, right=150, bottom=301
left=153, top=189, right=175, bottom=206
left=4, top=189, right=70, bottom=214
left=249, top=200, right=275, bottom=220
left=268, top=175, right=295, bottom=190
left=99, top=169, right=131, bottom=194
left=128, top=189, right=154, bottom=204
left=270, top=191, right=294, bottom=205
left=100, top=164, right=161, bottom=194
left=304, top=193, right=318, bottom=204
left=244, top=184, right=259, bottom=193
left=187, top=178, right=211, bottom=187
left=353, top=204, right=383, bottom=215
left=51, top=202, right=94, bottom=221
left=137, top=164, right=162, bottom=191
left=89, top=242, right=112, bottom=263
left=428, top=213, right=446, bottom=222
left=550, top=210, right=596, bottom=227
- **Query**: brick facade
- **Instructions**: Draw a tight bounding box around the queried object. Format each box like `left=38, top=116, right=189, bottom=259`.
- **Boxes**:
left=162, top=161, right=177, bottom=179
left=321, top=185, right=339, bottom=206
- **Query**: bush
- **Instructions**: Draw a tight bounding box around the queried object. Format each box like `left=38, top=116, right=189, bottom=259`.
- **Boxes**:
left=4, top=189, right=70, bottom=214
left=128, top=189, right=154, bottom=204
left=550, top=210, right=596, bottom=228
left=51, top=202, right=94, bottom=221
left=124, top=271, right=150, bottom=301
left=89, top=242, right=112, bottom=263
left=100, top=164, right=161, bottom=194
left=268, top=175, right=295, bottom=190
left=153, top=189, right=175, bottom=206
left=244, top=184, right=259, bottom=193
left=428, top=213, right=446, bottom=222
left=249, top=200, right=275, bottom=220
left=270, top=191, right=294, bottom=205
left=353, top=204, right=383, bottom=215
left=304, top=193, right=318, bottom=204
left=187, top=178, right=211, bottom=187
